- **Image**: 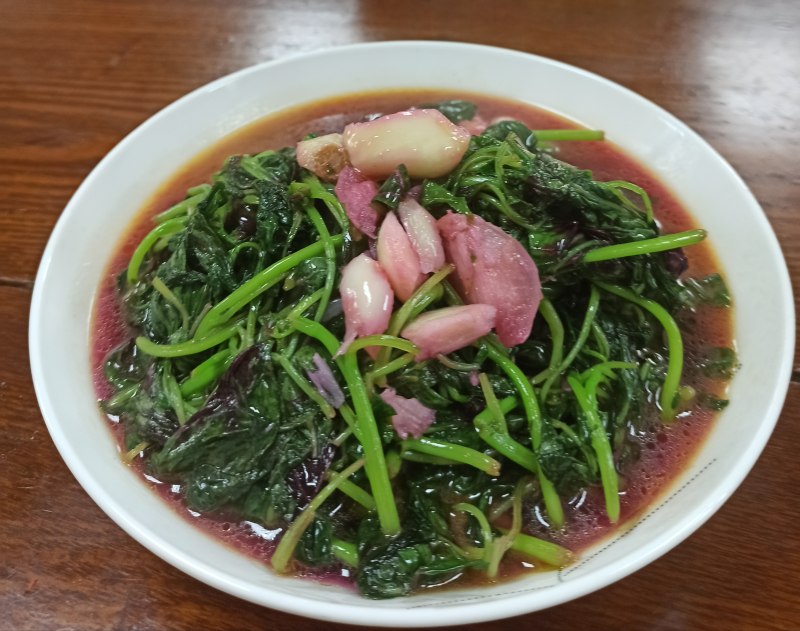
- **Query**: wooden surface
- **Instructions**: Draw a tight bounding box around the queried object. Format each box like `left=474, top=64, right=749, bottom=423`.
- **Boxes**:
left=1, top=1, right=798, bottom=629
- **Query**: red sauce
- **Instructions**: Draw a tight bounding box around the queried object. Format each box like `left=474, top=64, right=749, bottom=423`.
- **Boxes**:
left=92, top=90, right=733, bottom=590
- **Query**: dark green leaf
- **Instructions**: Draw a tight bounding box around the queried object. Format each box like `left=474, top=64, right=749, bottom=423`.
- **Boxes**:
left=677, top=274, right=731, bottom=308
left=296, top=517, right=334, bottom=566
left=699, top=347, right=739, bottom=379
left=372, top=165, right=410, bottom=210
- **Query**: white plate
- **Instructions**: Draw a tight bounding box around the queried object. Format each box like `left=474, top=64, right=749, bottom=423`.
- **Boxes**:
left=29, top=41, right=794, bottom=627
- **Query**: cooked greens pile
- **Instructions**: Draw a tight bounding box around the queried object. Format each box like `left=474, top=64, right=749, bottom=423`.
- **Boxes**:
left=101, top=100, right=735, bottom=598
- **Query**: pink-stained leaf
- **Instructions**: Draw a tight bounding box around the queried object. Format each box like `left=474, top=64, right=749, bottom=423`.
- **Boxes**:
left=379, top=387, right=436, bottom=439
left=397, top=198, right=445, bottom=274
left=438, top=212, right=543, bottom=347
left=469, top=371, right=480, bottom=387
left=377, top=211, right=426, bottom=302
left=401, top=304, right=497, bottom=361
left=334, top=165, right=382, bottom=238
left=459, top=115, right=488, bottom=136
left=338, top=253, right=394, bottom=354
left=343, top=109, right=471, bottom=179
left=296, top=133, right=347, bottom=182
left=306, top=353, right=345, bottom=408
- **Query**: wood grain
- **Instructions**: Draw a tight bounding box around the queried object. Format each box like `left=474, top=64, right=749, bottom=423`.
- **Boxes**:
left=1, top=1, right=798, bottom=629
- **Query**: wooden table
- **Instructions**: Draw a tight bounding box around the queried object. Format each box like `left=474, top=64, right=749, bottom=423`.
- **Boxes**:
left=2, top=1, right=798, bottom=629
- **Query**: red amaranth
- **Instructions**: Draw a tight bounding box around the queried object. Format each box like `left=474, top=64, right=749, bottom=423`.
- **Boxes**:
left=91, top=89, right=733, bottom=590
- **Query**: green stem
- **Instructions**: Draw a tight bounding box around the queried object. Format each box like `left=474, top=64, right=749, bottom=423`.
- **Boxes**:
left=273, top=353, right=336, bottom=419
left=374, top=265, right=453, bottom=373
left=331, top=539, right=359, bottom=567
left=595, top=282, right=683, bottom=420
left=304, top=205, right=337, bottom=323
left=487, top=480, right=525, bottom=577
left=153, top=186, right=211, bottom=223
left=127, top=217, right=187, bottom=284
left=151, top=277, right=190, bottom=331
left=136, top=323, right=239, bottom=358
left=475, top=387, right=517, bottom=431
left=479, top=188, right=537, bottom=231
left=228, top=241, right=261, bottom=266
left=482, top=345, right=564, bottom=528
left=161, top=363, right=187, bottom=425
left=290, top=318, right=339, bottom=357
left=453, top=503, right=494, bottom=565
left=122, top=440, right=149, bottom=463
left=552, top=420, right=597, bottom=471
left=568, top=374, right=620, bottom=523
left=340, top=352, right=400, bottom=534
left=590, top=320, right=610, bottom=360
left=473, top=396, right=541, bottom=471
left=291, top=317, right=400, bottom=535
left=195, top=235, right=343, bottom=338
left=400, top=450, right=460, bottom=466
left=271, top=459, right=364, bottom=573
left=365, top=353, right=415, bottom=384
left=179, top=349, right=231, bottom=396
left=401, top=437, right=501, bottom=476
left=338, top=403, right=360, bottom=439
left=484, top=342, right=542, bottom=449
left=385, top=450, right=402, bottom=479
left=332, top=427, right=353, bottom=447
left=605, top=180, right=654, bottom=222
left=478, top=373, right=507, bottom=429
left=435, top=354, right=482, bottom=372
left=243, top=304, right=259, bottom=349
left=501, top=530, right=574, bottom=567
left=584, top=229, right=706, bottom=263
left=453, top=503, right=493, bottom=544
left=440, top=279, right=463, bottom=306
left=295, top=176, right=348, bottom=230
left=473, top=397, right=564, bottom=528
left=333, top=477, right=376, bottom=511
left=540, top=285, right=600, bottom=402
left=105, top=384, right=138, bottom=410
left=531, top=298, right=564, bottom=385
left=271, top=288, right=326, bottom=339
left=346, top=335, right=418, bottom=356
left=579, top=361, right=637, bottom=382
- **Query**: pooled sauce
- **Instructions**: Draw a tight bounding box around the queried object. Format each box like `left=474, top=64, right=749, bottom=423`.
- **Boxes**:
left=92, top=89, right=733, bottom=591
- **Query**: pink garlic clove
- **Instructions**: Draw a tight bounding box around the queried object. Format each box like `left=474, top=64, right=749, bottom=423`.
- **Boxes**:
left=377, top=211, right=426, bottom=302
left=296, top=133, right=347, bottom=182
left=343, top=109, right=471, bottom=179
left=438, top=212, right=542, bottom=348
left=339, top=253, right=394, bottom=353
left=334, top=166, right=382, bottom=239
left=401, top=304, right=497, bottom=361
left=396, top=198, right=445, bottom=274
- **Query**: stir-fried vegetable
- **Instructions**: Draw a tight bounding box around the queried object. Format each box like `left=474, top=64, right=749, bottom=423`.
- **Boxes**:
left=99, top=98, right=736, bottom=599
